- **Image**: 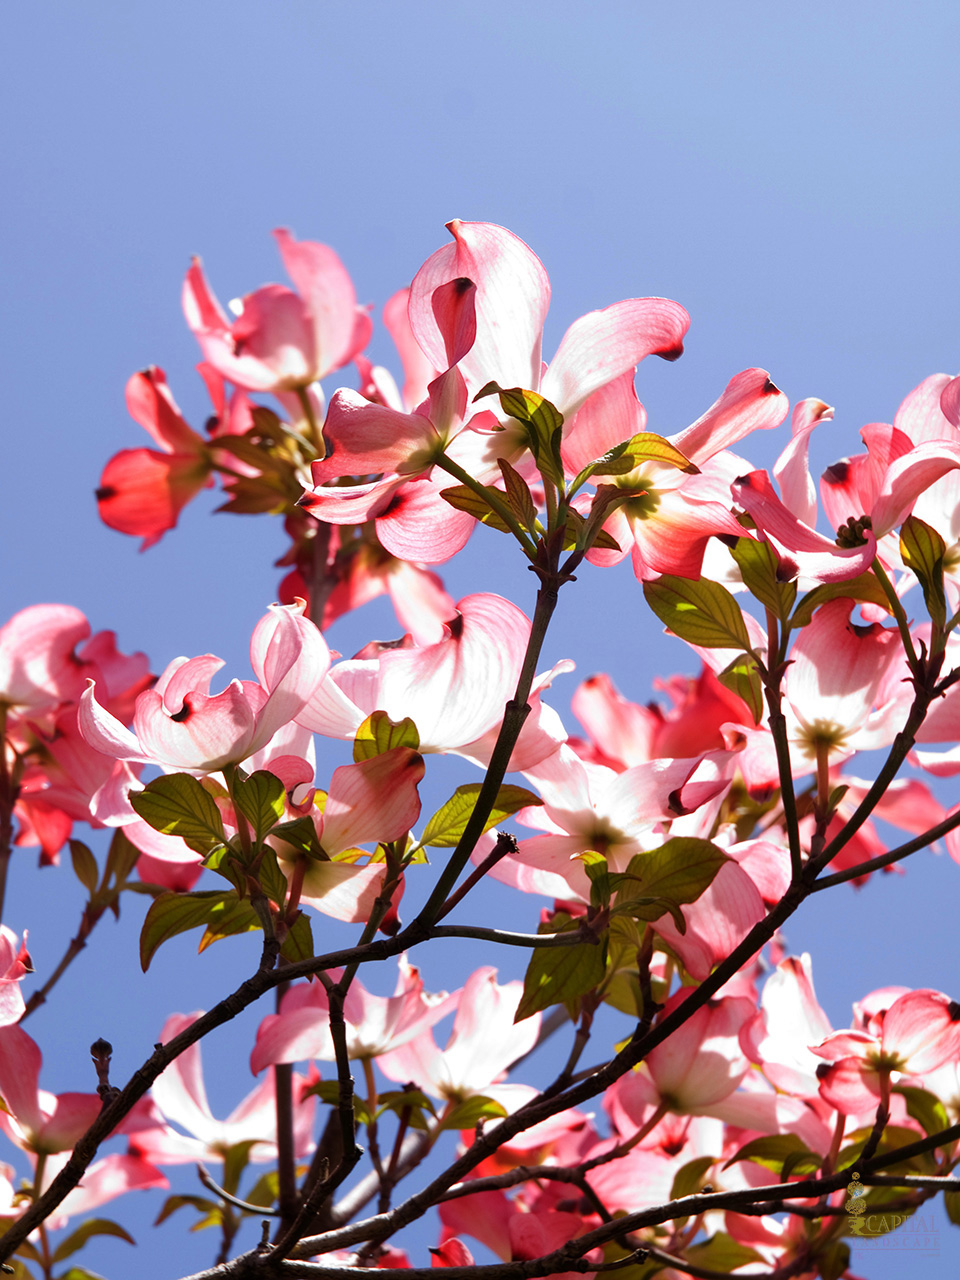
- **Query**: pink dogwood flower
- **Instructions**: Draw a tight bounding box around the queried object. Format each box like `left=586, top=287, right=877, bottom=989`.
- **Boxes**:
left=80, top=602, right=329, bottom=774
left=0, top=929, right=31, bottom=1027
left=96, top=367, right=214, bottom=551
left=183, top=229, right=369, bottom=393
left=377, top=967, right=540, bottom=1111
left=250, top=958, right=457, bottom=1072
left=131, top=1012, right=316, bottom=1166
left=813, top=988, right=960, bottom=1114
left=296, top=593, right=564, bottom=766
left=579, top=367, right=788, bottom=580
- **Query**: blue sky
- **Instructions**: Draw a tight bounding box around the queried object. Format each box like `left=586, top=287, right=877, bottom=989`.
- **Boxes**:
left=3, top=3, right=960, bottom=1275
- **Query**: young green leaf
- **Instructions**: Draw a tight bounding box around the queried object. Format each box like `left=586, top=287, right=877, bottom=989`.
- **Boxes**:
left=590, top=431, right=698, bottom=477
left=717, top=652, right=764, bottom=725
left=617, top=838, right=729, bottom=918
left=130, top=774, right=227, bottom=855
left=420, top=784, right=541, bottom=847
left=140, top=889, right=252, bottom=971
left=497, top=458, right=538, bottom=531
left=69, top=840, right=100, bottom=895
left=439, top=485, right=513, bottom=534
left=515, top=926, right=606, bottom=1022
left=730, top=536, right=797, bottom=618
left=643, top=576, right=753, bottom=650
left=440, top=1094, right=509, bottom=1131
left=790, top=573, right=890, bottom=629
left=353, top=710, right=420, bottom=763
left=51, top=1218, right=135, bottom=1264
left=900, top=514, right=947, bottom=628
left=231, top=770, right=285, bottom=841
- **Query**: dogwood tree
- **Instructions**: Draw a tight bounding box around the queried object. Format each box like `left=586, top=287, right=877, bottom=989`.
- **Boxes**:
left=2, top=220, right=960, bottom=1279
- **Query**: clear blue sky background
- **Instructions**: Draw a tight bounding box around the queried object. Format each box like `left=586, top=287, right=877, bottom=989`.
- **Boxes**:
left=3, top=3, right=959, bottom=1276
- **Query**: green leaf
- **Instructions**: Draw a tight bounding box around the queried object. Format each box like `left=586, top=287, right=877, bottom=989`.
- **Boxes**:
left=153, top=1194, right=219, bottom=1227
left=945, top=1190, right=960, bottom=1226
left=51, top=1218, right=135, bottom=1264
left=420, top=784, right=541, bottom=848
left=243, top=1169, right=280, bottom=1210
left=643, top=575, right=753, bottom=650
left=592, top=431, right=698, bottom=477
left=102, top=828, right=141, bottom=890
left=353, top=710, right=420, bottom=762
left=68, top=840, right=99, bottom=895
left=723, top=1132, right=821, bottom=1177
left=270, top=815, right=324, bottom=860
left=376, top=1089, right=437, bottom=1122
left=892, top=1085, right=949, bottom=1139
left=580, top=850, right=613, bottom=909
left=790, top=572, right=891, bottom=629
left=439, top=484, right=513, bottom=534
left=441, top=1094, right=509, bottom=1131
left=130, top=774, right=226, bottom=855
left=617, top=838, right=729, bottom=920
left=231, top=770, right=285, bottom=841
left=302, top=1080, right=374, bottom=1127
left=497, top=458, right=538, bottom=531
left=685, top=1233, right=763, bottom=1273
left=818, top=1241, right=851, bottom=1280
left=838, top=1124, right=936, bottom=1173
left=670, top=1155, right=716, bottom=1202
left=280, top=911, right=314, bottom=964
left=221, top=1140, right=259, bottom=1197
left=255, top=846, right=290, bottom=909
left=475, top=382, right=565, bottom=485
left=140, top=890, right=253, bottom=971
left=515, top=925, right=606, bottom=1022
left=901, top=514, right=947, bottom=628
left=730, top=536, right=797, bottom=618
left=717, top=652, right=764, bottom=725
left=197, top=897, right=260, bottom=953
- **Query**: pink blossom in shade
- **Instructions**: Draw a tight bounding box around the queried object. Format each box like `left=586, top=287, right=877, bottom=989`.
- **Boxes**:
left=0, top=929, right=31, bottom=1026
left=0, top=1024, right=100, bottom=1156
left=408, top=221, right=688, bottom=420
left=296, top=593, right=553, bottom=760
left=250, top=958, right=457, bottom=1073
left=96, top=367, right=213, bottom=551
left=780, top=598, right=901, bottom=768
left=570, top=667, right=754, bottom=771
left=909, top=631, right=960, bottom=775
left=438, top=1195, right=597, bottom=1280
left=80, top=602, right=329, bottom=775
left=431, top=1239, right=475, bottom=1268
left=377, top=968, right=541, bottom=1109
left=38, top=1153, right=169, bottom=1230
left=578, top=369, right=788, bottom=581
left=182, top=229, right=368, bottom=393
left=133, top=1013, right=316, bottom=1167
left=812, top=988, right=960, bottom=1115
left=488, top=743, right=736, bottom=903
left=799, top=773, right=947, bottom=885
